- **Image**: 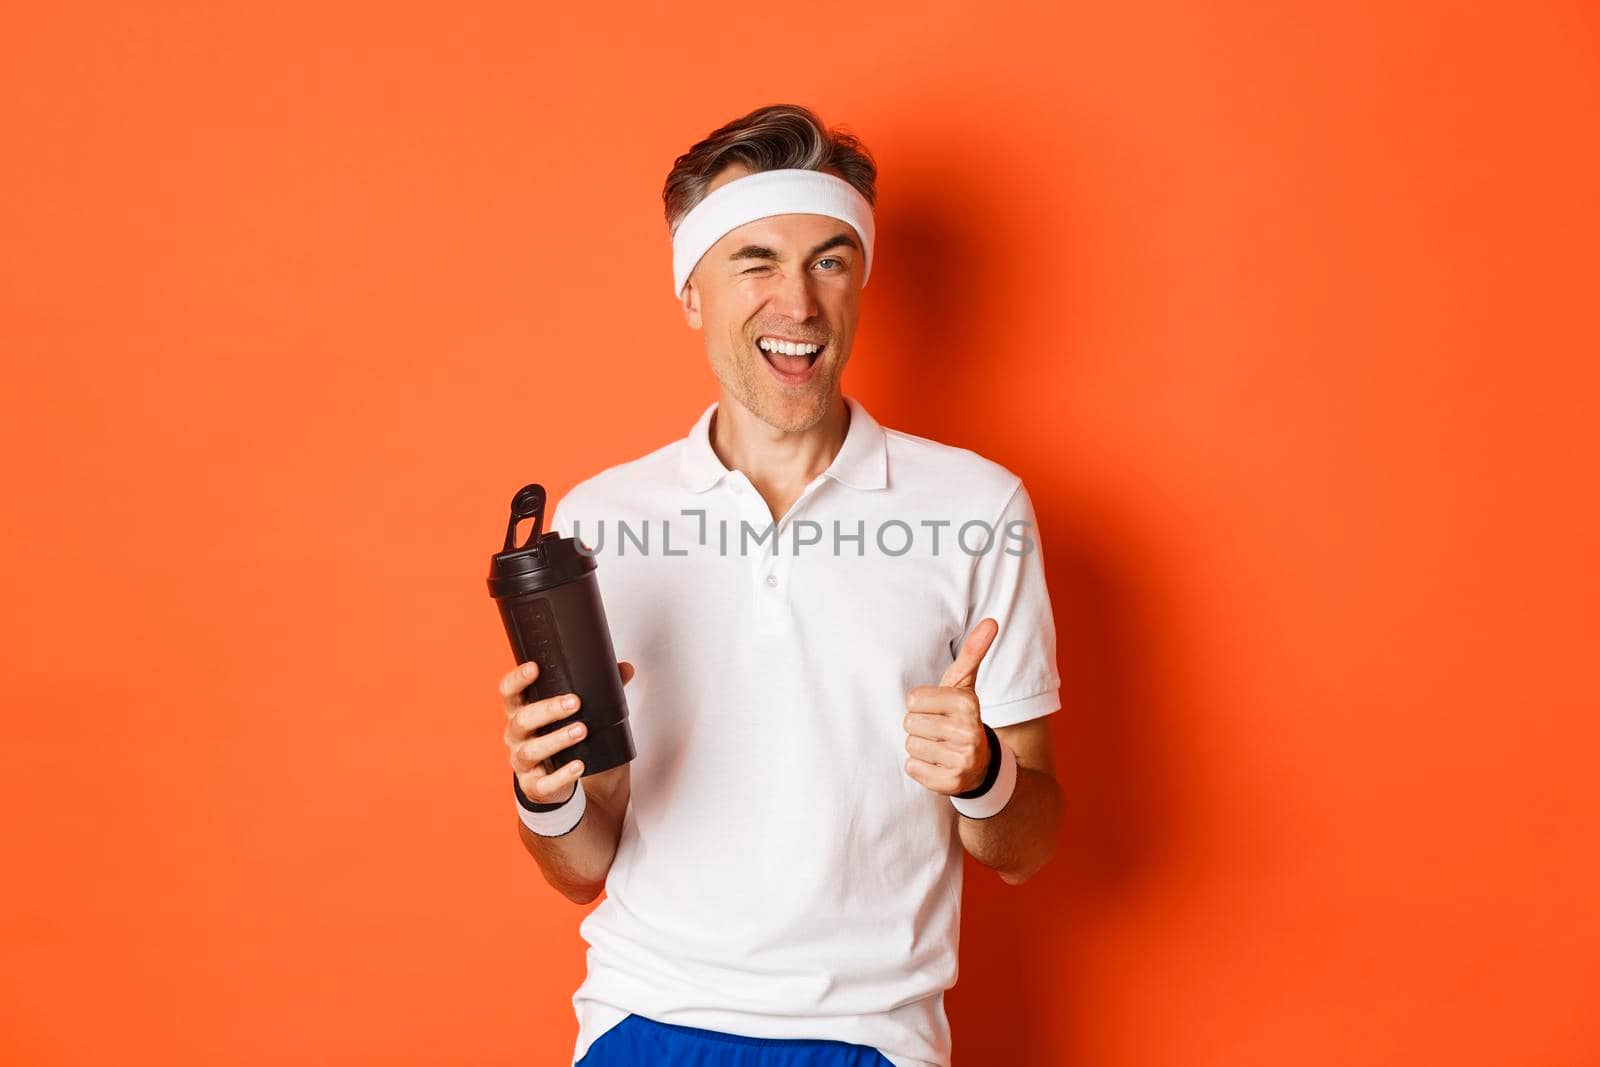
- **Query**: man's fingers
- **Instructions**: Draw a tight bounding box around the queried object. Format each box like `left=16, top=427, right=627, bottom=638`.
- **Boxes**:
left=507, top=691, right=582, bottom=742
left=902, top=709, right=957, bottom=740
left=499, top=661, right=540, bottom=714
left=904, top=756, right=959, bottom=794
left=502, top=659, right=632, bottom=737
left=939, top=617, right=999, bottom=690
left=509, top=722, right=587, bottom=772
left=904, top=734, right=954, bottom=767
left=505, top=659, right=633, bottom=713
left=903, top=707, right=983, bottom=751
left=905, top=684, right=978, bottom=719
left=518, top=758, right=585, bottom=802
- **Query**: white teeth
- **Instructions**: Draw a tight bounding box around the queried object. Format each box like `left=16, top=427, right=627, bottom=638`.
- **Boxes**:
left=758, top=337, right=822, bottom=356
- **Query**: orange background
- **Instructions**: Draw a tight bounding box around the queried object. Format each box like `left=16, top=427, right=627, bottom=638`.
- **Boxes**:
left=3, top=2, right=1597, bottom=1064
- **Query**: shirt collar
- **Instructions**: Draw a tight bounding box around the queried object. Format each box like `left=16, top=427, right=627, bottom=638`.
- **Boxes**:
left=677, top=394, right=889, bottom=493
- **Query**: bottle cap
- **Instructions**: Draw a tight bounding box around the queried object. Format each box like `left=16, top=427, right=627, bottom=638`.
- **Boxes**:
left=486, top=484, right=597, bottom=599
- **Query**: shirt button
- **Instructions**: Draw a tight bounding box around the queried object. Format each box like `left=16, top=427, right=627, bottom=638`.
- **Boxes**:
left=765, top=574, right=778, bottom=588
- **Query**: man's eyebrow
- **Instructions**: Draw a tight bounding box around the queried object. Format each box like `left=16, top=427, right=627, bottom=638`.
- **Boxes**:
left=806, top=233, right=860, bottom=259
left=727, top=244, right=781, bottom=262
left=727, top=232, right=860, bottom=263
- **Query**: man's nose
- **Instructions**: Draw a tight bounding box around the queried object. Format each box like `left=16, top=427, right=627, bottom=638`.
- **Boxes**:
left=773, top=267, right=820, bottom=322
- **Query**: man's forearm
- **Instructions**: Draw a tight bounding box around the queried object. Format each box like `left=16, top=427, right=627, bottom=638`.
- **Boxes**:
left=957, top=765, right=1062, bottom=884
left=518, top=764, right=630, bottom=904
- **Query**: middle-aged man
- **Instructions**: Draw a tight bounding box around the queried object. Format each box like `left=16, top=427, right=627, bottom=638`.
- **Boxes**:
left=498, top=103, right=1063, bottom=1067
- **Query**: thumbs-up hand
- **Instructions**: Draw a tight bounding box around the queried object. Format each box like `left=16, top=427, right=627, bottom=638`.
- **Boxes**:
left=902, top=617, right=999, bottom=796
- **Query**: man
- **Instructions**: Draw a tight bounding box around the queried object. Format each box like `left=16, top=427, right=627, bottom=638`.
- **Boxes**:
left=498, top=103, right=1063, bottom=1067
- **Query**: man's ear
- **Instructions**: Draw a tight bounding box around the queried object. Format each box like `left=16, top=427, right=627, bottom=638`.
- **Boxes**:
left=680, top=280, right=702, bottom=329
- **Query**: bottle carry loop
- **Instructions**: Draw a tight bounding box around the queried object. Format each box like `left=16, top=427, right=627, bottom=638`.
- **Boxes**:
left=504, top=483, right=547, bottom=557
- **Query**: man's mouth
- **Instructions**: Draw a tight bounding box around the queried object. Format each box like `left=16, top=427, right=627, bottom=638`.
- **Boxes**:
left=756, top=335, right=825, bottom=383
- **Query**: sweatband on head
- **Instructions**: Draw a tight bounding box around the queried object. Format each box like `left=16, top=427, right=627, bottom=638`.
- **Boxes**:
left=670, top=167, right=875, bottom=298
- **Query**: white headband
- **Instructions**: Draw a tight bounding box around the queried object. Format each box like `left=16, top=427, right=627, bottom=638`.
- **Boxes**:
left=670, top=168, right=875, bottom=298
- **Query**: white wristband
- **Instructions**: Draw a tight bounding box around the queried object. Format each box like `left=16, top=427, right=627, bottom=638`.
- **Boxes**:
left=515, top=776, right=587, bottom=837
left=950, top=735, right=1019, bottom=820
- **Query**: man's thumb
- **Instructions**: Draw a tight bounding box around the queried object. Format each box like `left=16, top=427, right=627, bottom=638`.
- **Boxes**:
left=940, top=617, right=998, bottom=690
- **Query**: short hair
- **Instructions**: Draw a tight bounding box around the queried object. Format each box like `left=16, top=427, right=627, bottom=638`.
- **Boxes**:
left=662, top=103, right=878, bottom=236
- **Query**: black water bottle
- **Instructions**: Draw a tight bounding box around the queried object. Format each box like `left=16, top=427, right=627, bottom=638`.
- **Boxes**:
left=487, top=484, right=635, bottom=777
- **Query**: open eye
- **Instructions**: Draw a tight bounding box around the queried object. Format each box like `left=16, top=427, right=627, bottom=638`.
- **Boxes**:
left=815, top=258, right=843, bottom=271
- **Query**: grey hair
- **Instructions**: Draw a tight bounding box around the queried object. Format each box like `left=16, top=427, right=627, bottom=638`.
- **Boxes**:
left=662, top=103, right=878, bottom=236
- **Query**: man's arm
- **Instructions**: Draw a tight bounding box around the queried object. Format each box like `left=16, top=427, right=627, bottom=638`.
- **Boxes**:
left=902, top=618, right=1064, bottom=886
left=942, top=478, right=1062, bottom=883
left=501, top=655, right=636, bottom=906
left=517, top=762, right=630, bottom=905
left=957, top=714, right=1062, bottom=885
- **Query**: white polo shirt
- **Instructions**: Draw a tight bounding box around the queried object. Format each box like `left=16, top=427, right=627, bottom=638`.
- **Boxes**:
left=551, top=394, right=1060, bottom=1067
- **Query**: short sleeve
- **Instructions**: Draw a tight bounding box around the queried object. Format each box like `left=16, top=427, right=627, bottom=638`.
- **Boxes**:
left=960, top=478, right=1062, bottom=728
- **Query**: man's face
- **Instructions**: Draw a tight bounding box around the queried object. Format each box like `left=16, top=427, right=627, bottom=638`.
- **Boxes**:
left=680, top=162, right=864, bottom=433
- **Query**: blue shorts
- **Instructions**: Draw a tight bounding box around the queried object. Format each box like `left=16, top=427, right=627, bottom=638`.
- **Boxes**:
left=576, top=1014, right=895, bottom=1066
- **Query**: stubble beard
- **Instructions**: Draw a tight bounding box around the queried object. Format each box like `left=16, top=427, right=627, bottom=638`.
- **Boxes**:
left=715, top=336, right=843, bottom=434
